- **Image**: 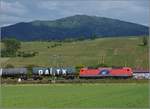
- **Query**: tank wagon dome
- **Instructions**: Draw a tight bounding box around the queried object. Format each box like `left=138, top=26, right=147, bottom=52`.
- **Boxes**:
left=2, top=68, right=27, bottom=76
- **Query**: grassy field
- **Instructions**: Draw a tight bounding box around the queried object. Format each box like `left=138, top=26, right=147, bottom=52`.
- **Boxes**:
left=1, top=36, right=149, bottom=69
left=1, top=83, right=149, bottom=108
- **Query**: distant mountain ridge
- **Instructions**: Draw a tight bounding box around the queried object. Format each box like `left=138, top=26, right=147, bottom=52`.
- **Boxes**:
left=1, top=15, right=149, bottom=41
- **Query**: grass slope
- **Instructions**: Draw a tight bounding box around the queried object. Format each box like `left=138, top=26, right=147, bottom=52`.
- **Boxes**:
left=1, top=83, right=149, bottom=108
left=1, top=37, right=149, bottom=69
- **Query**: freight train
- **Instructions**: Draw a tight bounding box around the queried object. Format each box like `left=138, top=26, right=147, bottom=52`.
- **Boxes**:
left=0, top=67, right=149, bottom=80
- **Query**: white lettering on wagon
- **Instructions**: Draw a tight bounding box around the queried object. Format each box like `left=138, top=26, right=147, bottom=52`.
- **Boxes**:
left=38, top=70, right=43, bottom=75
left=56, top=69, right=60, bottom=75
left=62, top=69, right=66, bottom=75
left=45, top=69, right=49, bottom=75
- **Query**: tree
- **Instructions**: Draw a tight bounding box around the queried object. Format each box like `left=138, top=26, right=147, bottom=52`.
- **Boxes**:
left=3, top=38, right=21, bottom=56
left=90, top=34, right=97, bottom=40
left=26, top=64, right=37, bottom=77
left=142, top=36, right=148, bottom=46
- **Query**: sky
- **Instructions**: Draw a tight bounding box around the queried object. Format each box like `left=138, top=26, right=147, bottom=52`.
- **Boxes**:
left=0, top=0, right=150, bottom=27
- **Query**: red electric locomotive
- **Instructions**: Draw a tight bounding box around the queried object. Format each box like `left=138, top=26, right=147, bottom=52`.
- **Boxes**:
left=79, top=67, right=133, bottom=79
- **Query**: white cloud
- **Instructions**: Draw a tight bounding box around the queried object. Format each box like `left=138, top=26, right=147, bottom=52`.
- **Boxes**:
left=0, top=14, right=33, bottom=27
left=0, top=0, right=32, bottom=27
left=37, top=1, right=60, bottom=10
left=0, top=1, right=27, bottom=16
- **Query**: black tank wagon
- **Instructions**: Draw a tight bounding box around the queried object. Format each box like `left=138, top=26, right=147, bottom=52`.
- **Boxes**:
left=0, top=68, right=28, bottom=79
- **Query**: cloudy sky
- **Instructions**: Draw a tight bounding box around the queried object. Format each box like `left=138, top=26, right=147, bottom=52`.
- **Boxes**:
left=0, top=0, right=150, bottom=27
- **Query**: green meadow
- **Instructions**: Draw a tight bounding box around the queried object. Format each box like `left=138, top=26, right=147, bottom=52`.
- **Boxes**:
left=1, top=83, right=149, bottom=108
left=1, top=37, right=149, bottom=69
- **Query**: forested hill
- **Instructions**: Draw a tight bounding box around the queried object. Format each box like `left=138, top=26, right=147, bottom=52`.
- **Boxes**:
left=1, top=15, right=149, bottom=41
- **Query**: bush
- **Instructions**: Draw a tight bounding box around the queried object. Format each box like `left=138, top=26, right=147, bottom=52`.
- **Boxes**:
left=51, top=43, right=62, bottom=48
left=1, top=49, right=16, bottom=57
left=142, top=36, right=148, bottom=46
left=17, top=51, right=38, bottom=57
left=75, top=64, right=85, bottom=73
left=26, top=64, right=37, bottom=77
left=5, top=64, right=14, bottom=68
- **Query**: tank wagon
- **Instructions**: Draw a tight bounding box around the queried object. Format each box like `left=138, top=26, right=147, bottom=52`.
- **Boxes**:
left=32, top=67, right=76, bottom=79
left=79, top=67, right=133, bottom=79
left=133, top=70, right=150, bottom=79
left=0, top=68, right=28, bottom=79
